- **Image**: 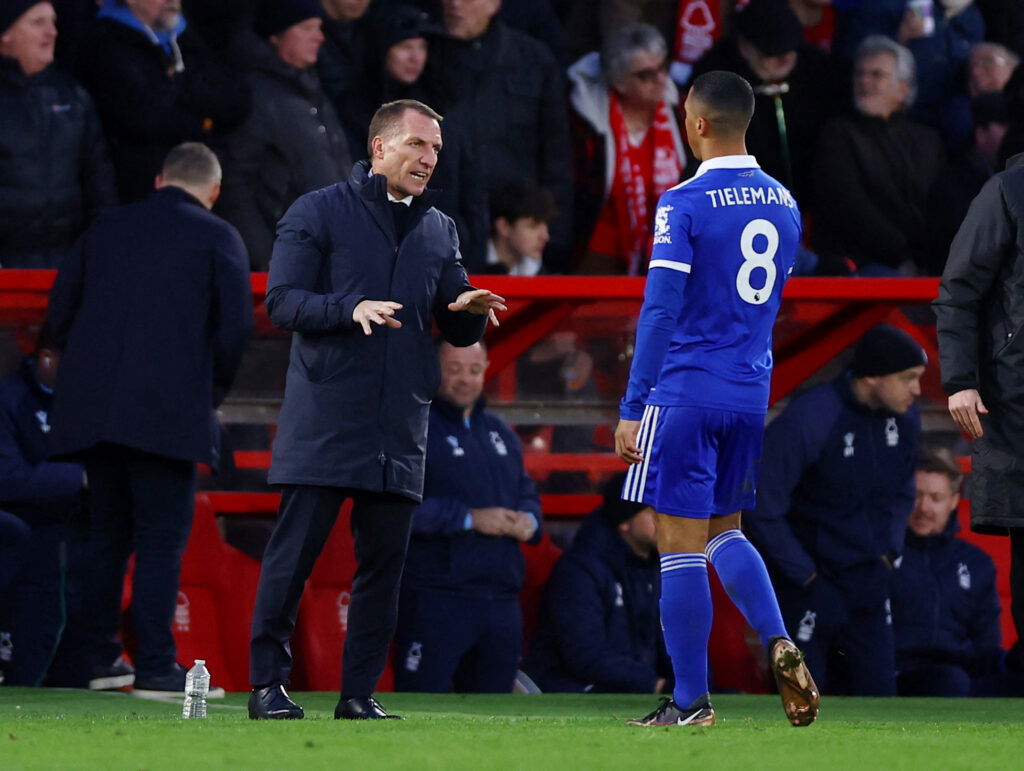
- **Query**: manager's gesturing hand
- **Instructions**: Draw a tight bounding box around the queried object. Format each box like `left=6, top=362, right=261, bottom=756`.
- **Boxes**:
left=353, top=299, right=403, bottom=335
left=448, top=289, right=507, bottom=327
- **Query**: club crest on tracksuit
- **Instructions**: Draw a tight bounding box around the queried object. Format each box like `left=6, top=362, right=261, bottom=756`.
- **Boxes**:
left=489, top=431, right=508, bottom=456
left=446, top=436, right=465, bottom=457
left=885, top=417, right=899, bottom=447
left=35, top=409, right=50, bottom=433
left=958, top=562, right=971, bottom=590
left=843, top=432, right=855, bottom=458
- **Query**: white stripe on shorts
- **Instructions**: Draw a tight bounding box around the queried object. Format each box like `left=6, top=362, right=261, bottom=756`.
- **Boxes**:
left=636, top=405, right=660, bottom=502
left=624, top=405, right=654, bottom=501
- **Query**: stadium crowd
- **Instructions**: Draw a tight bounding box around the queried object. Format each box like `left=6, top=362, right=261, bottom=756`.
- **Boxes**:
left=2, top=0, right=1024, bottom=275
left=3, top=0, right=1024, bottom=704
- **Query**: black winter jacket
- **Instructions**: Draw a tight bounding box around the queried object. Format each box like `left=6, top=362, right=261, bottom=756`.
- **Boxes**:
left=75, top=18, right=250, bottom=203
left=935, top=153, right=1024, bottom=529
left=891, top=518, right=1002, bottom=674
left=812, top=112, right=945, bottom=272
left=218, top=38, right=351, bottom=270
left=430, top=21, right=573, bottom=265
left=265, top=162, right=486, bottom=500
left=524, top=511, right=663, bottom=693
left=0, top=57, right=116, bottom=267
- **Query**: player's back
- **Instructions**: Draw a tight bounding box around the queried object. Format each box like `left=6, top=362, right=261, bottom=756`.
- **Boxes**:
left=648, top=155, right=801, bottom=413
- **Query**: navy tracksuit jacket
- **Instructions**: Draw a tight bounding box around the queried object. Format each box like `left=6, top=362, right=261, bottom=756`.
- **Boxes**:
left=746, top=373, right=919, bottom=594
left=745, top=373, right=919, bottom=694
left=523, top=510, right=664, bottom=693
left=891, top=517, right=1002, bottom=675
left=401, top=396, right=541, bottom=598
left=0, top=358, right=88, bottom=686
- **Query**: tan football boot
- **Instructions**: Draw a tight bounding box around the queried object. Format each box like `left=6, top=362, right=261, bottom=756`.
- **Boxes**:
left=770, top=637, right=820, bottom=726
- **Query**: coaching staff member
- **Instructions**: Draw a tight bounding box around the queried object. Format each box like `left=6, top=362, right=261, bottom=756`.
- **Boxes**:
left=248, top=99, right=505, bottom=721
left=935, top=152, right=1024, bottom=674
left=46, top=142, right=254, bottom=694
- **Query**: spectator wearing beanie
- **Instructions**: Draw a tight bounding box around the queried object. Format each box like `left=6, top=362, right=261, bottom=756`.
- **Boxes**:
left=745, top=324, right=927, bottom=696
left=318, top=0, right=382, bottom=160
left=523, top=472, right=668, bottom=693
left=75, top=0, right=250, bottom=203
left=217, top=0, right=352, bottom=270
left=331, top=4, right=488, bottom=270
left=0, top=0, right=116, bottom=268
left=688, top=0, right=839, bottom=208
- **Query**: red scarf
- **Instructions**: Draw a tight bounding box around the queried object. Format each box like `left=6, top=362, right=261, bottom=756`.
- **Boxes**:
left=608, top=92, right=682, bottom=274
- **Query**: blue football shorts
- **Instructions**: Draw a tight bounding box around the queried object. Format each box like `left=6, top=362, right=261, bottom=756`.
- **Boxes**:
left=621, top=404, right=765, bottom=518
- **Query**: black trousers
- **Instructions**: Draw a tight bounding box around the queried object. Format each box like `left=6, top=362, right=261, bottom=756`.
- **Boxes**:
left=83, top=444, right=196, bottom=679
left=249, top=485, right=415, bottom=697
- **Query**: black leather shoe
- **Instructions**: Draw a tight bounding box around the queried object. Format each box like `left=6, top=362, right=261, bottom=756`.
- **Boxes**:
left=334, top=695, right=403, bottom=720
left=249, top=685, right=304, bottom=720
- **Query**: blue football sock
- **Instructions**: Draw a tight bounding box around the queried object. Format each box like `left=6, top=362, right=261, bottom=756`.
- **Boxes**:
left=660, top=552, right=712, bottom=708
left=705, top=529, right=788, bottom=648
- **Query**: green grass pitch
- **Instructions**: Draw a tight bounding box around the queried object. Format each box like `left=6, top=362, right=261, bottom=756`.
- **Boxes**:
left=2, top=689, right=1022, bottom=770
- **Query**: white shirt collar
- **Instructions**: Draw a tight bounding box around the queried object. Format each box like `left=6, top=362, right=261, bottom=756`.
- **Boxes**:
left=691, top=154, right=760, bottom=180
left=369, top=170, right=414, bottom=205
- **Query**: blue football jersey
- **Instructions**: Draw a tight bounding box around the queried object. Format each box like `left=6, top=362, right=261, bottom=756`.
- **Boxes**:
left=621, top=155, right=801, bottom=419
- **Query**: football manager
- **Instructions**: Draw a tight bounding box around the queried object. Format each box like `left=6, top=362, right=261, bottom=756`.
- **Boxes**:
left=248, top=99, right=505, bottom=721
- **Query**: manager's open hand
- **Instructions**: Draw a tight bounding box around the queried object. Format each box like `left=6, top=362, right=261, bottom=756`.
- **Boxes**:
left=353, top=299, right=403, bottom=336
left=448, top=289, right=507, bottom=327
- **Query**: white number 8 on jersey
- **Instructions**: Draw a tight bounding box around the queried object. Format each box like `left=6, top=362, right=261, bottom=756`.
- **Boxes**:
left=736, top=218, right=779, bottom=305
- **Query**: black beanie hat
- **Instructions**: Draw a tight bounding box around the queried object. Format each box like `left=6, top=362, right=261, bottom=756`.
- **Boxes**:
left=255, top=0, right=322, bottom=38
left=599, top=473, right=648, bottom=528
left=1, top=0, right=44, bottom=36
left=372, top=3, right=437, bottom=53
left=734, top=0, right=803, bottom=57
left=850, top=324, right=928, bottom=377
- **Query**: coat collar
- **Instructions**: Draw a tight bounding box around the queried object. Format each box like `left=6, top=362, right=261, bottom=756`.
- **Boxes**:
left=349, top=160, right=439, bottom=243
left=152, top=185, right=206, bottom=209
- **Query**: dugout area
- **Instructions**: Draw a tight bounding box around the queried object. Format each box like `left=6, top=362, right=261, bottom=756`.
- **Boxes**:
left=2, top=688, right=1023, bottom=770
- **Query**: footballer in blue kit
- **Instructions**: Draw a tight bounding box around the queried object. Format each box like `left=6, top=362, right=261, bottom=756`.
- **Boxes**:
left=615, top=71, right=819, bottom=728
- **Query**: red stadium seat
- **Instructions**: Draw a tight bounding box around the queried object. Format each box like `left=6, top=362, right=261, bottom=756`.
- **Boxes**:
left=171, top=494, right=262, bottom=692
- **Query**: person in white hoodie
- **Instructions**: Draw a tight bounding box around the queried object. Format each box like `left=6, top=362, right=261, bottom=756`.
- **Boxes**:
left=567, top=22, right=686, bottom=276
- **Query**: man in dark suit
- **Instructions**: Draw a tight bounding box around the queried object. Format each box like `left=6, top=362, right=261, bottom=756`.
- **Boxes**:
left=46, top=142, right=254, bottom=695
left=247, top=99, right=505, bottom=721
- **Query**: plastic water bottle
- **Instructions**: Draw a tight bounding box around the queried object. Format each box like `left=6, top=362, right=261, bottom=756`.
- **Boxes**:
left=181, top=659, right=210, bottom=719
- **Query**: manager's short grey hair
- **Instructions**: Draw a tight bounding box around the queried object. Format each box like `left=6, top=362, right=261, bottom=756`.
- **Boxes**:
left=856, top=34, right=917, bottom=108
left=602, top=22, right=667, bottom=90
left=161, top=142, right=221, bottom=187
